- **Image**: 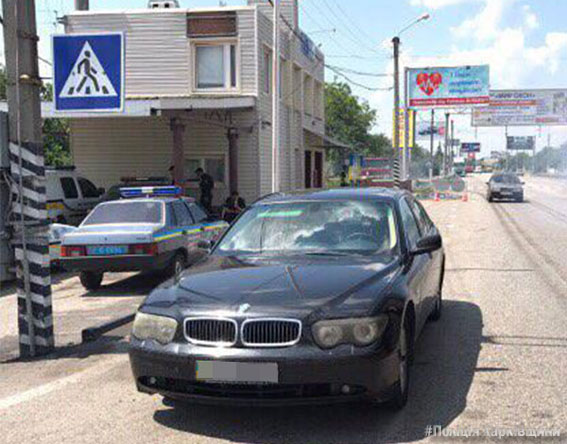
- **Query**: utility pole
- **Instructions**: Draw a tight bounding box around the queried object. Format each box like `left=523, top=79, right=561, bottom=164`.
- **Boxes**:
left=271, top=0, right=280, bottom=193
left=74, top=0, right=89, bottom=10
left=450, top=118, right=455, bottom=172
left=403, top=68, right=410, bottom=180
left=3, top=0, right=53, bottom=357
left=392, top=36, right=401, bottom=182
left=429, top=109, right=434, bottom=180
left=443, top=112, right=450, bottom=175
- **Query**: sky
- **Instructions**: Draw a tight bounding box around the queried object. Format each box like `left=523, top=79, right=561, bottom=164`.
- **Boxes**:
left=6, top=0, right=567, bottom=157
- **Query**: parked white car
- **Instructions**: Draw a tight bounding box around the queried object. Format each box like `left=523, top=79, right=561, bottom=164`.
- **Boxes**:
left=46, top=167, right=105, bottom=225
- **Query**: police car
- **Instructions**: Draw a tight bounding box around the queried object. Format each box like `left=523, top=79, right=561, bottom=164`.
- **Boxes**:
left=60, top=186, right=228, bottom=291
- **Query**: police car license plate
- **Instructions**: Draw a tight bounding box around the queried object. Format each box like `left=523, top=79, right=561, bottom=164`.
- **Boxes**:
left=87, top=245, right=128, bottom=256
left=195, top=360, right=278, bottom=384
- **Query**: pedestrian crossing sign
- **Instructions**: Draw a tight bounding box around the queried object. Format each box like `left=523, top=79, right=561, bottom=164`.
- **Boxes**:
left=53, top=33, right=124, bottom=112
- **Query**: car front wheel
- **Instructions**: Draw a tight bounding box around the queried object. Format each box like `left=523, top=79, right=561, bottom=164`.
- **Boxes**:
left=80, top=271, right=103, bottom=291
left=386, top=316, right=412, bottom=410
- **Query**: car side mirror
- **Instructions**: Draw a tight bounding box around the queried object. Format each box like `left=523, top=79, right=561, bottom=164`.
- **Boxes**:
left=411, top=234, right=442, bottom=256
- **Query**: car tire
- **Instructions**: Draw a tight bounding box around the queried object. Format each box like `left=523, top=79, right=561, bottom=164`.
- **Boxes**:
left=487, top=193, right=494, bottom=202
left=516, top=195, right=524, bottom=203
left=429, top=289, right=443, bottom=322
left=429, top=260, right=444, bottom=322
left=167, top=252, right=187, bottom=278
left=386, top=317, right=412, bottom=411
left=80, top=271, right=103, bottom=291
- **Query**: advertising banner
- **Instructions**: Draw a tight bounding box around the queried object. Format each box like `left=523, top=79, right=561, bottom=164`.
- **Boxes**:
left=506, top=136, right=535, bottom=151
left=416, top=121, right=446, bottom=139
left=461, top=142, right=481, bottom=153
left=393, top=109, right=415, bottom=148
left=408, top=65, right=490, bottom=108
left=472, top=89, right=567, bottom=126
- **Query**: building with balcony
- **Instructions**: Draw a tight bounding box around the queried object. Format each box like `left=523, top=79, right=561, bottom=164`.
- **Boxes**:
left=49, top=0, right=328, bottom=205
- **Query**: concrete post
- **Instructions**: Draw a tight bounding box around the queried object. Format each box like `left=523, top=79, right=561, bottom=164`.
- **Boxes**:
left=170, top=118, right=185, bottom=186
left=227, top=127, right=239, bottom=195
left=3, top=0, right=53, bottom=357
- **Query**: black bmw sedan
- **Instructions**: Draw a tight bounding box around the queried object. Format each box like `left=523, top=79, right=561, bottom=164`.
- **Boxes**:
left=129, top=188, right=445, bottom=409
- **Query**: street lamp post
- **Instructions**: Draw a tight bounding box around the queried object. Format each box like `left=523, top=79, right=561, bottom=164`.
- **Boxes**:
left=392, top=13, right=430, bottom=183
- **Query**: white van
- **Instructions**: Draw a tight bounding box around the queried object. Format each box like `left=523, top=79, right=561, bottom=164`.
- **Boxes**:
left=46, top=167, right=104, bottom=225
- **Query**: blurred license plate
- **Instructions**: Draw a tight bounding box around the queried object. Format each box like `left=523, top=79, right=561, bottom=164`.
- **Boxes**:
left=87, top=245, right=128, bottom=256
left=501, top=191, right=513, bottom=196
left=195, top=361, right=278, bottom=384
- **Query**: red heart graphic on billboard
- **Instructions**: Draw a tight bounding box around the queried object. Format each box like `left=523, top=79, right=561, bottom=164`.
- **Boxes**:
left=416, top=72, right=443, bottom=96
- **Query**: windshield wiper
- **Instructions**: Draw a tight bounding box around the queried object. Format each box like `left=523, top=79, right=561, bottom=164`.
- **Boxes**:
left=303, top=250, right=352, bottom=257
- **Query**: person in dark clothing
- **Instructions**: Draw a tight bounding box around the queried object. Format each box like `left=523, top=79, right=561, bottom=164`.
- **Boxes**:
left=222, top=191, right=246, bottom=223
left=195, top=168, right=214, bottom=213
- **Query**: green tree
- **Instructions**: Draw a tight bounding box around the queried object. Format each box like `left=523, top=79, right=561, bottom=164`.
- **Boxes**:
left=0, top=66, right=71, bottom=167
left=325, top=81, right=391, bottom=164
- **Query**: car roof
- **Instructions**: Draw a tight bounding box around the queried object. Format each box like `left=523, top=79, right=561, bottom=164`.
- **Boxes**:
left=100, top=197, right=178, bottom=205
left=253, top=187, right=408, bottom=205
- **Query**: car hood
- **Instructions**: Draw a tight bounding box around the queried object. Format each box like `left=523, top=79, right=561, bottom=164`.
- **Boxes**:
left=62, top=223, right=160, bottom=245
left=144, top=254, right=401, bottom=318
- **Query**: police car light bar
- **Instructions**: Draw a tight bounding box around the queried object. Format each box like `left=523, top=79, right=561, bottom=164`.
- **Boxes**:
left=120, top=186, right=183, bottom=198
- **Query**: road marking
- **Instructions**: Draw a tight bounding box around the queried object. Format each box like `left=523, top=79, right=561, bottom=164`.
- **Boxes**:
left=0, top=354, right=127, bottom=410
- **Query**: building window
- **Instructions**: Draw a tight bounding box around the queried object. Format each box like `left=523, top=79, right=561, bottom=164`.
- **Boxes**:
left=195, top=43, right=237, bottom=90
left=264, top=50, right=272, bottom=94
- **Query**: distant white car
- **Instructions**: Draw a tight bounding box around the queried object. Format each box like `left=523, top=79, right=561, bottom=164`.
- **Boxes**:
left=46, top=167, right=105, bottom=225
left=487, top=173, right=524, bottom=202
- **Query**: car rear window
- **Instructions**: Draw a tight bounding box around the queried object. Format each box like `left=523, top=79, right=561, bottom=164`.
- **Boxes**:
left=492, top=175, right=521, bottom=184
left=82, top=201, right=163, bottom=225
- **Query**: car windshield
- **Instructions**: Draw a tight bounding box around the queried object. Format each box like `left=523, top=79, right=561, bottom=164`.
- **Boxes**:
left=493, top=175, right=521, bottom=184
left=82, top=201, right=163, bottom=225
left=216, top=200, right=398, bottom=256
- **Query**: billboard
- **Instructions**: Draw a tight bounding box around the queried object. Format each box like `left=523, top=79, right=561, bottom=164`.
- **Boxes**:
left=507, top=136, right=535, bottom=151
left=472, top=89, right=567, bottom=126
left=416, top=121, right=446, bottom=139
left=461, top=142, right=481, bottom=153
left=408, top=65, right=490, bottom=108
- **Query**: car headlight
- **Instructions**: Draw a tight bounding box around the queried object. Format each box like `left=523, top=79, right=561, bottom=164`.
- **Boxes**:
left=312, top=315, right=389, bottom=349
left=132, top=312, right=178, bottom=345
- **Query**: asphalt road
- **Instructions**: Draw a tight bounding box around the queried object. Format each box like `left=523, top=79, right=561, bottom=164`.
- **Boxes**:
left=0, top=175, right=565, bottom=443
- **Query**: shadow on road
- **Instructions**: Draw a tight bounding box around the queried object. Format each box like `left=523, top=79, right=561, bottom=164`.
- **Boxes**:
left=81, top=272, right=166, bottom=298
left=152, top=300, right=483, bottom=444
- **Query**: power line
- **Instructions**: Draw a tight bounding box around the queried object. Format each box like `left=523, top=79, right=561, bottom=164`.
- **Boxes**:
left=297, top=1, right=356, bottom=57
left=267, top=0, right=385, bottom=93
left=325, top=64, right=391, bottom=78
left=330, top=0, right=378, bottom=46
left=317, top=0, right=381, bottom=55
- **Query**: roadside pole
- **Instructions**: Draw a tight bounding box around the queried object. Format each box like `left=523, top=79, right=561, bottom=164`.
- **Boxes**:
left=271, top=0, right=280, bottom=193
left=450, top=118, right=455, bottom=172
left=3, top=0, right=53, bottom=357
left=429, top=109, right=434, bottom=180
left=74, top=0, right=89, bottom=10
left=392, top=37, right=401, bottom=178
left=443, top=112, right=450, bottom=176
left=403, top=68, right=410, bottom=181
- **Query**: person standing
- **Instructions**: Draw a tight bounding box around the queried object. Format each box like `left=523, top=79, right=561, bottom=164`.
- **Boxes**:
left=195, top=168, right=214, bottom=213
